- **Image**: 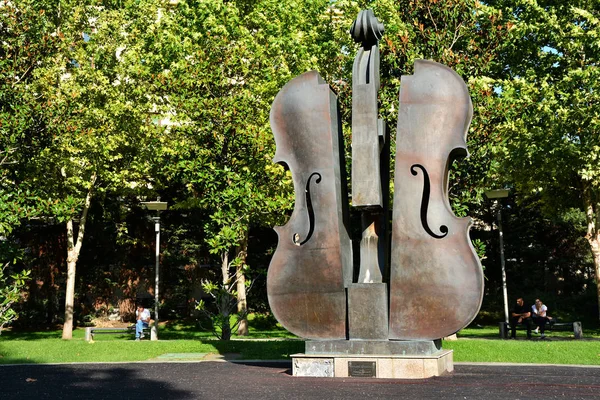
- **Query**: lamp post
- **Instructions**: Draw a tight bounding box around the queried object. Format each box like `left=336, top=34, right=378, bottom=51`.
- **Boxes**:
left=141, top=199, right=168, bottom=341
left=485, top=189, right=510, bottom=324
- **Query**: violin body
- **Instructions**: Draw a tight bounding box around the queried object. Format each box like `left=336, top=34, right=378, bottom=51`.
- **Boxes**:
left=388, top=60, right=484, bottom=340
left=267, top=71, right=352, bottom=340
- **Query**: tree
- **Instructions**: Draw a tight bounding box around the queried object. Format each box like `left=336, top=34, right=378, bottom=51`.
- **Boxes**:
left=0, top=0, right=62, bottom=328
left=16, top=1, right=166, bottom=338
left=487, top=0, right=600, bottom=320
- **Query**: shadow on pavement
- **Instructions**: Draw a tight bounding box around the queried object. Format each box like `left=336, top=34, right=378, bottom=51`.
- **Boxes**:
left=1, top=362, right=192, bottom=400
left=2, top=361, right=600, bottom=400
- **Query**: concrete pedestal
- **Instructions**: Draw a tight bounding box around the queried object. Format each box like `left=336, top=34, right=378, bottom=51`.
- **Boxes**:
left=292, top=350, right=453, bottom=379
left=306, top=339, right=442, bottom=356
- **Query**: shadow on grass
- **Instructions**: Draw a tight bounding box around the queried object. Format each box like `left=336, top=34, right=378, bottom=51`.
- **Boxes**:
left=160, top=319, right=297, bottom=340
left=2, top=329, right=135, bottom=341
left=0, top=330, right=63, bottom=341
left=4, top=319, right=297, bottom=342
left=1, top=361, right=191, bottom=400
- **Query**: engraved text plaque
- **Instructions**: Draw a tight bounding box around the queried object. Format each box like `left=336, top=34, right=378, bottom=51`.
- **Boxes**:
left=348, top=361, right=376, bottom=377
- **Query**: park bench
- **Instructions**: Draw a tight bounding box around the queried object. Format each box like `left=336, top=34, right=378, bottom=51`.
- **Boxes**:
left=84, top=326, right=151, bottom=342
left=498, top=321, right=582, bottom=339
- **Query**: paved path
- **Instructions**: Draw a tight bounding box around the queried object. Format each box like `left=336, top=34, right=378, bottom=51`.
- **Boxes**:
left=1, top=362, right=599, bottom=399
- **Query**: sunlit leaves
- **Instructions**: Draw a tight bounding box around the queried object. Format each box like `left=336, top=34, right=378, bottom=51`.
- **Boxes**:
left=149, top=0, right=336, bottom=260
left=490, top=1, right=600, bottom=211
left=0, top=264, right=30, bottom=334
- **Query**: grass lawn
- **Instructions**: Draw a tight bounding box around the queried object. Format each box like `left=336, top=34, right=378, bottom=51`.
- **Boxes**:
left=1, top=323, right=599, bottom=365
left=446, top=339, right=600, bottom=365
left=0, top=336, right=305, bottom=364
left=0, top=319, right=303, bottom=364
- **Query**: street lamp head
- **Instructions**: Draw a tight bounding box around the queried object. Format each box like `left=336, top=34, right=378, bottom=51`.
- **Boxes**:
left=141, top=201, right=168, bottom=211
left=484, top=189, right=510, bottom=200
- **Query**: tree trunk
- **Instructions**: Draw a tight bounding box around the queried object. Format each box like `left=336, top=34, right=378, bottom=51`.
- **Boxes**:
left=582, top=182, right=600, bottom=321
left=220, top=251, right=231, bottom=341
left=221, top=251, right=230, bottom=288
left=62, top=244, right=77, bottom=339
left=236, top=229, right=249, bottom=336
left=61, top=173, right=96, bottom=340
left=221, top=315, right=231, bottom=341
left=47, top=262, right=59, bottom=324
left=590, top=236, right=600, bottom=321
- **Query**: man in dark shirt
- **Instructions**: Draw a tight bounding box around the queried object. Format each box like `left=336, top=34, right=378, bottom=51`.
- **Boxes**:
left=510, top=297, right=532, bottom=339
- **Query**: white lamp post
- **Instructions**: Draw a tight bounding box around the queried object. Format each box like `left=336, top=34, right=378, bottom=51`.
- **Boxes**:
left=485, top=189, right=510, bottom=324
left=141, top=199, right=168, bottom=341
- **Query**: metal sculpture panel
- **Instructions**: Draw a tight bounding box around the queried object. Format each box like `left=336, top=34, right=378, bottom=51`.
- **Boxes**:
left=388, top=60, right=484, bottom=340
left=350, top=9, right=385, bottom=209
left=267, top=71, right=352, bottom=340
left=267, top=10, right=484, bottom=346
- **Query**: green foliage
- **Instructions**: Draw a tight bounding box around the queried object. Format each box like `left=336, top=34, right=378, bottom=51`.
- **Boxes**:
left=0, top=0, right=54, bottom=234
left=0, top=0, right=178, bottom=334
left=248, top=312, right=278, bottom=331
left=1, top=0, right=172, bottom=224
left=478, top=0, right=600, bottom=318
left=26, top=3, right=164, bottom=218
left=195, top=278, right=250, bottom=340
left=0, top=264, right=30, bottom=334
left=471, top=238, right=487, bottom=265
left=154, top=0, right=336, bottom=250
left=485, top=0, right=600, bottom=213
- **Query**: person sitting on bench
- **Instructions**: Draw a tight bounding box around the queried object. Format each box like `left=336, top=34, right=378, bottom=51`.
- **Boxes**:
left=531, top=298, right=552, bottom=339
left=510, top=297, right=532, bottom=339
left=135, top=304, right=151, bottom=341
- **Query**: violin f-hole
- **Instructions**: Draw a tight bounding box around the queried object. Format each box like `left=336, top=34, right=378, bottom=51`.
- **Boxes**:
left=293, top=172, right=322, bottom=245
left=410, top=164, right=448, bottom=239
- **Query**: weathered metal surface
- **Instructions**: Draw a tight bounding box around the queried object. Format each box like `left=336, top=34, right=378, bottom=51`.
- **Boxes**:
left=267, top=71, right=352, bottom=340
left=350, top=10, right=385, bottom=208
left=347, top=283, right=388, bottom=339
left=350, top=10, right=389, bottom=286
left=389, top=60, right=484, bottom=340
left=350, top=9, right=384, bottom=50
left=357, top=214, right=382, bottom=283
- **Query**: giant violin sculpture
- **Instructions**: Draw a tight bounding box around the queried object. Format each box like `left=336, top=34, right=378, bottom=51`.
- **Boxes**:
left=388, top=60, right=484, bottom=340
left=267, top=9, right=484, bottom=348
left=267, top=71, right=352, bottom=340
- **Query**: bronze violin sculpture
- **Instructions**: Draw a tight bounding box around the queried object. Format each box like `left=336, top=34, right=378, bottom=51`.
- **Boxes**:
left=267, top=9, right=484, bottom=343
